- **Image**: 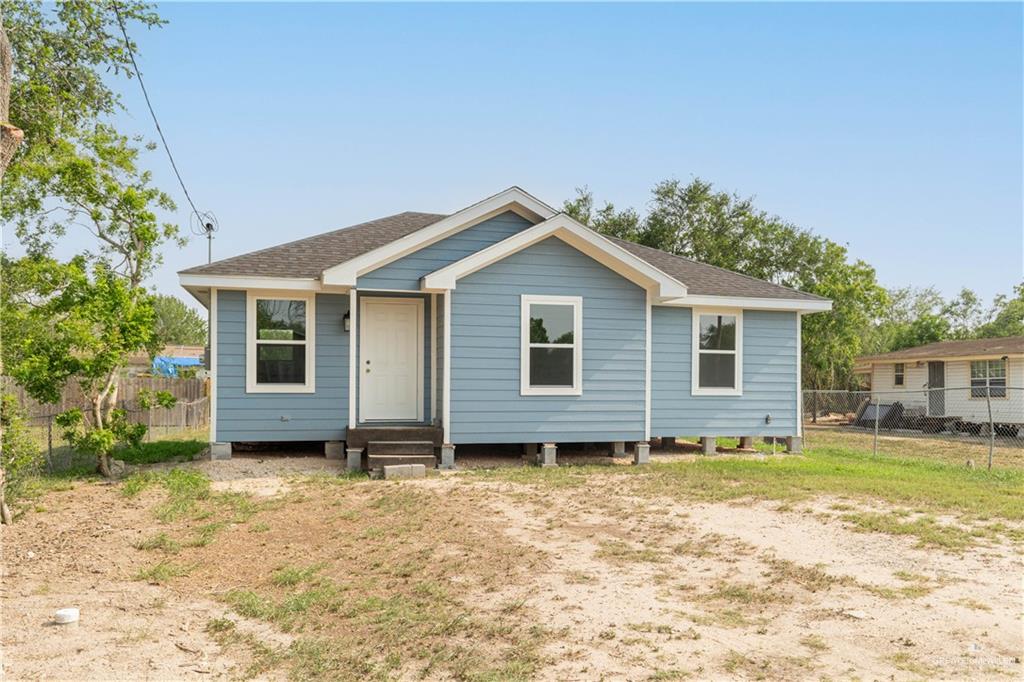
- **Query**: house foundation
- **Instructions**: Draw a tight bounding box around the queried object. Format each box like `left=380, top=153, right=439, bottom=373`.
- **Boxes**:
left=612, top=441, right=628, bottom=458
left=210, top=442, right=232, bottom=460
left=786, top=436, right=802, bottom=453
left=325, top=441, right=344, bottom=460
left=440, top=444, right=456, bottom=470
left=540, top=443, right=557, bottom=467
left=346, top=447, right=363, bottom=472
left=700, top=437, right=716, bottom=455
left=634, top=442, right=650, bottom=465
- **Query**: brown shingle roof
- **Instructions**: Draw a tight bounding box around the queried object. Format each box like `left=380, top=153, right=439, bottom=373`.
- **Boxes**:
left=180, top=212, right=445, bottom=278
left=858, top=337, right=1024, bottom=363
left=180, top=211, right=825, bottom=301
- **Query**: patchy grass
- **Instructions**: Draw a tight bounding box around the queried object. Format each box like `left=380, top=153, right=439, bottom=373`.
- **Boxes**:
left=799, top=634, right=830, bottom=652
left=134, top=560, right=192, bottom=583
left=596, top=540, right=665, bottom=564
left=187, top=485, right=552, bottom=680
left=951, top=597, right=991, bottom=611
left=842, top=512, right=975, bottom=551
left=132, top=532, right=182, bottom=554
left=116, top=439, right=207, bottom=465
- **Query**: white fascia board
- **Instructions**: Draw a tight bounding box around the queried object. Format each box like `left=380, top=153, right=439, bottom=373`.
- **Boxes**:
left=321, top=187, right=557, bottom=286
left=421, top=214, right=688, bottom=299
left=179, top=273, right=329, bottom=292
left=660, top=294, right=832, bottom=313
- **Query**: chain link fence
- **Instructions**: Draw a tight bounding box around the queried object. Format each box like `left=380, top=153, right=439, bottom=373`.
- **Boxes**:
left=803, top=387, right=1024, bottom=469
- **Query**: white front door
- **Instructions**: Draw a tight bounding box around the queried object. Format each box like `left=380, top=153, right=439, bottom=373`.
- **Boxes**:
left=359, top=297, right=423, bottom=421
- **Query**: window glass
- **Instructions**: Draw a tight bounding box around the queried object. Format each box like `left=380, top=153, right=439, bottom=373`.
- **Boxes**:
left=523, top=299, right=579, bottom=392
left=699, top=353, right=736, bottom=388
left=970, top=359, right=1007, bottom=398
left=529, top=348, right=574, bottom=387
left=529, top=304, right=574, bottom=344
left=256, top=299, right=306, bottom=341
left=699, top=314, right=736, bottom=351
left=894, top=363, right=905, bottom=386
left=256, top=344, right=306, bottom=384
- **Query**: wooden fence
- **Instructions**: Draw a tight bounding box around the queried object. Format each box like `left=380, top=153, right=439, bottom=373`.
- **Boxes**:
left=2, top=376, right=208, bottom=427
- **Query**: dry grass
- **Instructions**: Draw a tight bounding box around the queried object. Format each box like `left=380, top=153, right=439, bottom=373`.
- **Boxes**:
left=137, top=476, right=550, bottom=680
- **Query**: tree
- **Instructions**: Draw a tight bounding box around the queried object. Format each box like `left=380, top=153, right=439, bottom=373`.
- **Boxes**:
left=153, top=294, right=207, bottom=346
left=1, top=1, right=178, bottom=484
left=976, top=283, right=1024, bottom=338
left=565, top=180, right=889, bottom=388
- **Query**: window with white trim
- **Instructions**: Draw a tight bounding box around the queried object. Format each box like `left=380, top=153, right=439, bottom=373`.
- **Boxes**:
left=692, top=310, right=742, bottom=395
left=246, top=293, right=316, bottom=393
left=970, top=359, right=1006, bottom=398
left=894, top=363, right=905, bottom=386
left=521, top=295, right=582, bottom=396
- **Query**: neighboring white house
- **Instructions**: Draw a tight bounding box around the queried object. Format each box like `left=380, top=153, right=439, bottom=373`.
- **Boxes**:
left=856, top=336, right=1024, bottom=426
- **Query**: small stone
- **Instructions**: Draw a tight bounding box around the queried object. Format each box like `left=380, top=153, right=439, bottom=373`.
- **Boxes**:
left=843, top=609, right=869, bottom=620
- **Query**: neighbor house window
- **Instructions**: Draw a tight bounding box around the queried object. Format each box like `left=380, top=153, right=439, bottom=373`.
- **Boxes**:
left=894, top=363, right=905, bottom=386
left=691, top=310, right=743, bottom=396
left=246, top=292, right=316, bottom=393
left=970, top=359, right=1006, bottom=398
left=520, top=295, right=582, bottom=396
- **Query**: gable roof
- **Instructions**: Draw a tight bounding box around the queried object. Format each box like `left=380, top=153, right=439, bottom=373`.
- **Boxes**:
left=422, top=213, right=688, bottom=299
left=858, top=336, right=1024, bottom=363
left=178, top=188, right=828, bottom=307
left=179, top=211, right=444, bottom=279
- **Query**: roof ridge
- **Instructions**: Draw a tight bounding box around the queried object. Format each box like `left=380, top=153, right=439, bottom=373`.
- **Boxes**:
left=607, top=235, right=827, bottom=301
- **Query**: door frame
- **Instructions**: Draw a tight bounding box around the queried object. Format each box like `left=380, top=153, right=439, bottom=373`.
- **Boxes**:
left=927, top=360, right=945, bottom=417
left=358, top=296, right=425, bottom=423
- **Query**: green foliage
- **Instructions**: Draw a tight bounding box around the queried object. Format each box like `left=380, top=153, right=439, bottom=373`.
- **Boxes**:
left=138, top=389, right=177, bottom=410
left=152, top=294, right=207, bottom=346
left=566, top=180, right=888, bottom=387
left=3, top=0, right=165, bottom=222
left=976, top=283, right=1024, bottom=338
left=1, top=394, right=44, bottom=509
left=115, top=439, right=207, bottom=466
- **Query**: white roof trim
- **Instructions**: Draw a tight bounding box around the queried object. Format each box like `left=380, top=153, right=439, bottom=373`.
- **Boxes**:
left=660, top=294, right=832, bottom=313
left=321, top=186, right=557, bottom=287
left=180, top=274, right=325, bottom=291
left=421, top=213, right=689, bottom=299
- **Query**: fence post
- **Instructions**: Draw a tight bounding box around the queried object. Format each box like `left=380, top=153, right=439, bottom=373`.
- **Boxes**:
left=812, top=391, right=818, bottom=424
left=986, top=388, right=994, bottom=470
left=47, top=414, right=53, bottom=468
left=873, top=395, right=879, bottom=457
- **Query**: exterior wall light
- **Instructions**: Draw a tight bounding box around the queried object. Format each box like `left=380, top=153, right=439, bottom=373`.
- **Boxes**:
left=765, top=414, right=772, bottom=424
left=343, top=311, right=351, bottom=332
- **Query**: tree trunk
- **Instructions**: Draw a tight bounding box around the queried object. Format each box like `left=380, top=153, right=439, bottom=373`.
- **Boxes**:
left=0, top=466, right=12, bottom=525
left=98, top=452, right=113, bottom=479
left=0, top=8, right=24, bottom=182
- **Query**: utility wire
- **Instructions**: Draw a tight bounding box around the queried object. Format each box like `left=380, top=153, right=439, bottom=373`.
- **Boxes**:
left=111, top=1, right=206, bottom=230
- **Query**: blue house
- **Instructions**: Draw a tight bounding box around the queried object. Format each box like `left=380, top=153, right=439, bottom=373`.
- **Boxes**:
left=179, top=188, right=831, bottom=469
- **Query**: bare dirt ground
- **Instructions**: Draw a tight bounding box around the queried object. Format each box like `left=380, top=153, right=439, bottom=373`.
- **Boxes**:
left=2, top=454, right=1021, bottom=680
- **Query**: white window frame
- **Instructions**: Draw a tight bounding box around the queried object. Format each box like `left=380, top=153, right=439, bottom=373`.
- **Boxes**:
left=246, top=290, right=316, bottom=394
left=969, top=358, right=1007, bottom=399
left=691, top=308, right=743, bottom=396
left=520, top=294, right=582, bottom=396
left=894, top=362, right=905, bottom=387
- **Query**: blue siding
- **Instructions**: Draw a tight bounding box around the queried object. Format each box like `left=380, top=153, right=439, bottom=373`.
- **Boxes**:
left=650, top=307, right=798, bottom=437
left=215, top=290, right=348, bottom=442
left=354, top=291, right=433, bottom=424
left=450, top=237, right=646, bottom=444
left=357, top=211, right=534, bottom=291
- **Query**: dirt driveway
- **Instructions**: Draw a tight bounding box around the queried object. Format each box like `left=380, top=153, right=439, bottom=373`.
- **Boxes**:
left=2, top=455, right=1021, bottom=680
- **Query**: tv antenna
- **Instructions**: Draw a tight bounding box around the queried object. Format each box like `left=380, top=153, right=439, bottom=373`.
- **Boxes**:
left=190, top=211, right=219, bottom=264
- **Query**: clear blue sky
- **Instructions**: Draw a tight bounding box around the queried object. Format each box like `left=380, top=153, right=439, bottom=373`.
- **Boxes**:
left=100, top=2, right=1023, bottom=306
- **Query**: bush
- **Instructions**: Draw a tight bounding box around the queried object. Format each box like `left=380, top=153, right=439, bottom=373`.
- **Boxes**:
left=1, top=394, right=44, bottom=515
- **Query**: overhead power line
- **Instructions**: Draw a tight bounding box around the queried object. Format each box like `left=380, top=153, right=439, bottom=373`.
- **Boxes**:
left=111, top=1, right=215, bottom=247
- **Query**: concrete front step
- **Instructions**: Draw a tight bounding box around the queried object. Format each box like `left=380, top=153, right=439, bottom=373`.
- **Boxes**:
left=367, top=440, right=435, bottom=457
left=368, top=454, right=437, bottom=470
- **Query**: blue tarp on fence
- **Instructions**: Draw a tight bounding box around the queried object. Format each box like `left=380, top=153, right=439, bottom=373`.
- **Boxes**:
left=152, top=356, right=203, bottom=377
